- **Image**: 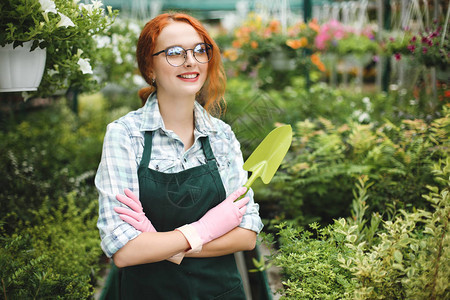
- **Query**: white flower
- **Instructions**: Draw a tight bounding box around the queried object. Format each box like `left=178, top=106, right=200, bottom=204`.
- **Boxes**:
left=22, top=92, right=32, bottom=101
left=77, top=58, right=93, bottom=74
left=133, top=75, right=146, bottom=86
left=389, top=84, right=399, bottom=91
left=358, top=112, right=370, bottom=123
left=95, top=35, right=111, bottom=48
left=47, top=67, right=59, bottom=77
left=362, top=97, right=372, bottom=112
left=57, top=13, right=75, bottom=28
left=79, top=4, right=94, bottom=15
left=79, top=1, right=103, bottom=15
left=39, top=0, right=57, bottom=14
left=92, top=0, right=104, bottom=9
left=362, top=97, right=371, bottom=105
left=128, top=22, right=142, bottom=35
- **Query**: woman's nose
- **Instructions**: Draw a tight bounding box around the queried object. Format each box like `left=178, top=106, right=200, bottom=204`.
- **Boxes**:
left=184, top=50, right=196, bottom=66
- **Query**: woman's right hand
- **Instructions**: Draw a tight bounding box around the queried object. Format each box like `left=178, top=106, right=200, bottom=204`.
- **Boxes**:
left=114, top=189, right=156, bottom=233
left=114, top=189, right=186, bottom=264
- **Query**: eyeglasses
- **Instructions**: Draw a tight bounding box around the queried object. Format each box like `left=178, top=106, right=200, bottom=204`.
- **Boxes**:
left=152, top=43, right=213, bottom=67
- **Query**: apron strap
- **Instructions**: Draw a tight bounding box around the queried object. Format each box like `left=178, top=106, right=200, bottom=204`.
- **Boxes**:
left=200, top=136, right=227, bottom=200
left=139, top=131, right=153, bottom=169
left=140, top=132, right=218, bottom=173
left=199, top=136, right=215, bottom=162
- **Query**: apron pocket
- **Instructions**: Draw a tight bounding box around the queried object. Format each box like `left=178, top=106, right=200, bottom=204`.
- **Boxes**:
left=213, top=282, right=246, bottom=300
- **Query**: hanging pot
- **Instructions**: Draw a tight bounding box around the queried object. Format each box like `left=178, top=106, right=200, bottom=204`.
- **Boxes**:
left=0, top=41, right=47, bottom=92
left=270, top=48, right=295, bottom=71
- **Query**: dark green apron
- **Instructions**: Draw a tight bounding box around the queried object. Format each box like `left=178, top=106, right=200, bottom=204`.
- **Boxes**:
left=119, top=131, right=246, bottom=299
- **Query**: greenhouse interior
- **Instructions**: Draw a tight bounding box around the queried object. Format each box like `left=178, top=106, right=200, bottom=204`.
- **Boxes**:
left=0, top=0, right=449, bottom=299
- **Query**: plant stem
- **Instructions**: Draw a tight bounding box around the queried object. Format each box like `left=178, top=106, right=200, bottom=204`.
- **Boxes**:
left=429, top=209, right=449, bottom=300
left=1, top=278, right=6, bottom=300
left=33, top=271, right=48, bottom=300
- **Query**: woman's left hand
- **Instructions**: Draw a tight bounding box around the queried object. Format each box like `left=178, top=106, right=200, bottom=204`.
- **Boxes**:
left=114, top=189, right=156, bottom=233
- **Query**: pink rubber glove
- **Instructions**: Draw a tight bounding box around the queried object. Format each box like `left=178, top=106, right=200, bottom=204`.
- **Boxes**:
left=114, top=188, right=156, bottom=233
left=114, top=189, right=184, bottom=264
left=176, top=187, right=250, bottom=252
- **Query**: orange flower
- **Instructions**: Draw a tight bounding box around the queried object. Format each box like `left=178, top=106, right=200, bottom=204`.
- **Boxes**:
left=232, top=40, right=242, bottom=49
left=311, top=53, right=326, bottom=72
left=235, top=26, right=251, bottom=39
left=223, top=49, right=239, bottom=61
left=251, top=40, right=258, bottom=49
left=268, top=19, right=281, bottom=33
left=308, top=18, right=320, bottom=32
left=445, top=90, right=450, bottom=98
left=286, top=37, right=308, bottom=49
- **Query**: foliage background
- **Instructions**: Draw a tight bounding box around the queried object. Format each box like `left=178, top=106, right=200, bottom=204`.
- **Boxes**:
left=1, top=5, right=449, bottom=298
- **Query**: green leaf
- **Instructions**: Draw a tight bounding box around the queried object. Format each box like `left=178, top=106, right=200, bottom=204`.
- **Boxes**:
left=31, top=40, right=39, bottom=51
left=393, top=250, right=403, bottom=263
left=13, top=40, right=22, bottom=48
left=346, top=234, right=357, bottom=243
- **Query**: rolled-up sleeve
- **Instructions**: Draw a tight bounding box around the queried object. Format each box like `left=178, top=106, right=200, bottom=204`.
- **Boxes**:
left=222, top=125, right=264, bottom=234
left=95, top=122, right=142, bottom=257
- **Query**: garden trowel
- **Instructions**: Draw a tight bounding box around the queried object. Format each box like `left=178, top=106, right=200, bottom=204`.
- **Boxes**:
left=237, top=124, right=292, bottom=200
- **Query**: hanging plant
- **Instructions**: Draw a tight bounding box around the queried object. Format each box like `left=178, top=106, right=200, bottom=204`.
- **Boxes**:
left=0, top=0, right=118, bottom=97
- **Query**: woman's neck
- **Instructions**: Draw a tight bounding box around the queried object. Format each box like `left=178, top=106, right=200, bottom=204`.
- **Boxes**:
left=157, top=92, right=196, bottom=150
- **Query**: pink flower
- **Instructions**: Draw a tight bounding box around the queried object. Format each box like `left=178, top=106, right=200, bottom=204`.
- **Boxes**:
left=334, top=30, right=346, bottom=40
left=394, top=53, right=401, bottom=60
left=315, top=35, right=327, bottom=50
left=407, top=45, right=416, bottom=53
left=422, top=47, right=428, bottom=54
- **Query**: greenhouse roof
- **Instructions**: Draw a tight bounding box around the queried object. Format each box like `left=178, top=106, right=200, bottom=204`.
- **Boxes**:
left=103, top=0, right=333, bottom=12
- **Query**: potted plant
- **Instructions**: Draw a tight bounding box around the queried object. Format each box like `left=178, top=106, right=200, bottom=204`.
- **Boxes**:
left=0, top=0, right=117, bottom=95
left=385, top=20, right=449, bottom=73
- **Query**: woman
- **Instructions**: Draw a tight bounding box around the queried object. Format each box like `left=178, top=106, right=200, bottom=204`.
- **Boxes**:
left=95, top=12, right=263, bottom=299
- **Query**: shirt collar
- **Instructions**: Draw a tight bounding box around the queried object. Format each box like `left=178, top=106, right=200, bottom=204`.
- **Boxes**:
left=140, top=93, right=217, bottom=134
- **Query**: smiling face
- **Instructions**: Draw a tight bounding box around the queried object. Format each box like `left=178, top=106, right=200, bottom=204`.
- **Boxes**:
left=152, top=21, right=209, bottom=100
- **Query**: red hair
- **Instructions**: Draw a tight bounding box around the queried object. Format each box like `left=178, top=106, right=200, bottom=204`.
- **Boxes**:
left=136, top=13, right=227, bottom=115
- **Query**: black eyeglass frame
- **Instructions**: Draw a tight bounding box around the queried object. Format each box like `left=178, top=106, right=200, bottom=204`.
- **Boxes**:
left=152, top=43, right=213, bottom=67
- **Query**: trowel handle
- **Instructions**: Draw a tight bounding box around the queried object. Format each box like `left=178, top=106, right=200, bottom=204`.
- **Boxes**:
left=234, top=183, right=251, bottom=202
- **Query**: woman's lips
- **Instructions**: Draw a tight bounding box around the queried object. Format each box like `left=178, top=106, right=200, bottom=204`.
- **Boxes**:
left=177, top=73, right=199, bottom=82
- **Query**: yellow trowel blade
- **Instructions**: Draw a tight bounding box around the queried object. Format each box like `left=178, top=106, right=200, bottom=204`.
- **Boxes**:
left=242, top=125, right=292, bottom=190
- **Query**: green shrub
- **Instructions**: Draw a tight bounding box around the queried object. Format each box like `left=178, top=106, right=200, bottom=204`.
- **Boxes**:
left=263, top=109, right=449, bottom=226
left=268, top=159, right=449, bottom=299
left=0, top=96, right=123, bottom=298
left=223, top=75, right=439, bottom=161
left=271, top=221, right=356, bottom=299
left=0, top=98, right=117, bottom=231
left=96, top=18, right=143, bottom=111
left=0, top=191, right=102, bottom=299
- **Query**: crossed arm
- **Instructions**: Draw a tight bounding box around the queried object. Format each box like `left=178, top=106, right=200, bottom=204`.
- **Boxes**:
left=112, top=188, right=257, bottom=268
left=113, top=227, right=256, bottom=268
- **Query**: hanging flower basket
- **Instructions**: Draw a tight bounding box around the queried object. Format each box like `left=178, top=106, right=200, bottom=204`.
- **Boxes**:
left=0, top=41, right=47, bottom=92
left=270, top=49, right=295, bottom=71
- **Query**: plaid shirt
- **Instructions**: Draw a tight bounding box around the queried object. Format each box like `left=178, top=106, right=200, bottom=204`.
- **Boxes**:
left=95, top=94, right=264, bottom=257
